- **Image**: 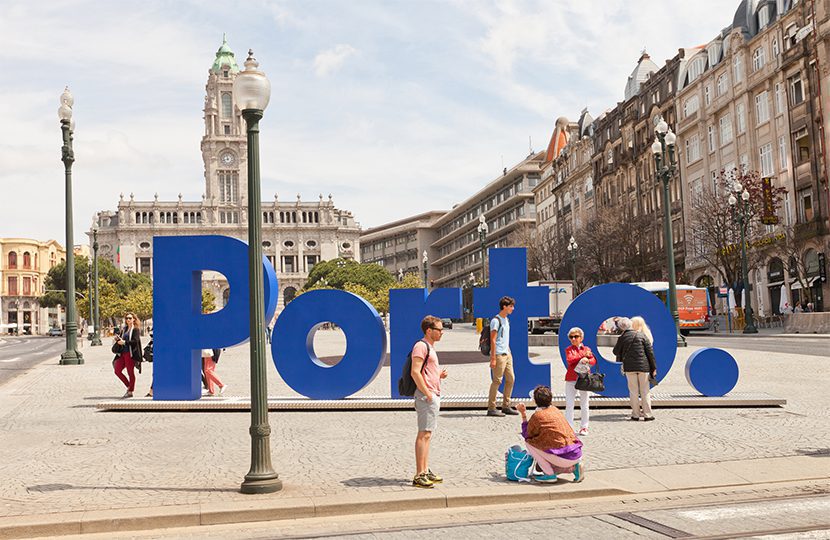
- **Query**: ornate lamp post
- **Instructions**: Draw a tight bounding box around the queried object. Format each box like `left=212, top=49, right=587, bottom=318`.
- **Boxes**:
left=91, top=226, right=102, bottom=346
left=651, top=116, right=686, bottom=347
left=422, top=250, right=429, bottom=289
left=477, top=215, right=488, bottom=285
left=397, top=268, right=404, bottom=282
left=58, top=87, right=83, bottom=365
left=234, top=50, right=282, bottom=494
left=728, top=186, right=759, bottom=334
left=567, top=236, right=578, bottom=294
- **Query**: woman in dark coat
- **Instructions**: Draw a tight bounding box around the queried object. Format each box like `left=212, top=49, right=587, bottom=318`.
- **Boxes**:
left=613, top=317, right=656, bottom=421
left=113, top=312, right=142, bottom=398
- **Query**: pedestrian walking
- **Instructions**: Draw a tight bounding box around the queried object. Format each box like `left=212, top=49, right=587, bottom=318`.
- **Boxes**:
left=487, top=296, right=518, bottom=417
left=410, top=315, right=448, bottom=488
left=517, top=385, right=584, bottom=483
left=613, top=317, right=656, bottom=421
left=112, top=313, right=142, bottom=398
left=564, top=327, right=595, bottom=435
left=202, top=348, right=227, bottom=396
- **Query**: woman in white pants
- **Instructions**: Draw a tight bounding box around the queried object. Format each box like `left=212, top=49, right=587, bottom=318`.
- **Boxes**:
left=563, top=327, right=596, bottom=435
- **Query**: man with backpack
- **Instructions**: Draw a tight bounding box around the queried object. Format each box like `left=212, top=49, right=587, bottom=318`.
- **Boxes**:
left=409, top=315, right=447, bottom=488
left=487, top=296, right=518, bottom=417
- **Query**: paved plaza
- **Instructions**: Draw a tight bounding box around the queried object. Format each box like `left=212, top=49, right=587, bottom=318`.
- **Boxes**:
left=0, top=327, right=828, bottom=536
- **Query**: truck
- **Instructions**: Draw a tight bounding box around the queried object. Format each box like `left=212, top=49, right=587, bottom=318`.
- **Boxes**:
left=527, top=280, right=575, bottom=334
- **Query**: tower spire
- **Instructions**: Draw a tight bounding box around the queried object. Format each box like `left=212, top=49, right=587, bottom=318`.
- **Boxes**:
left=211, top=34, right=239, bottom=73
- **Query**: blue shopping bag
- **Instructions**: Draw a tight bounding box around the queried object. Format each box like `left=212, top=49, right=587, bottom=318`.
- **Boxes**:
left=505, top=445, right=533, bottom=482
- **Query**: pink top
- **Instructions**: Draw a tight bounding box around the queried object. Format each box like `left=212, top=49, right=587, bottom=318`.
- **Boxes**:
left=412, top=341, right=441, bottom=396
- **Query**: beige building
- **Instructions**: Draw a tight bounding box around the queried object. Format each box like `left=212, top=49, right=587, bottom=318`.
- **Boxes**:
left=431, top=152, right=543, bottom=288
left=360, top=211, right=446, bottom=281
left=678, top=0, right=828, bottom=313
left=0, top=238, right=65, bottom=334
left=92, top=38, right=361, bottom=313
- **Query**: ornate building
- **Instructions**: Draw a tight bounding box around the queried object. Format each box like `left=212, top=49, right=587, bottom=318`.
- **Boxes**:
left=92, top=38, right=361, bottom=314
left=0, top=238, right=65, bottom=334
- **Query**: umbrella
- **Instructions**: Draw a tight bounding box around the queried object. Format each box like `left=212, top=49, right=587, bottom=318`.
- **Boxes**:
left=741, top=287, right=746, bottom=309
left=728, top=288, right=736, bottom=315
left=779, top=286, right=790, bottom=314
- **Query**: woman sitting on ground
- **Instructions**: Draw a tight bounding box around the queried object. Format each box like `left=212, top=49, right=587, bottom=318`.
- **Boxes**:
left=516, top=385, right=584, bottom=483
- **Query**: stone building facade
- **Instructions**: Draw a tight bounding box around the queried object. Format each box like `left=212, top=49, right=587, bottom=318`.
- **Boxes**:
left=91, top=38, right=361, bottom=314
left=0, top=238, right=65, bottom=334
left=677, top=0, right=828, bottom=314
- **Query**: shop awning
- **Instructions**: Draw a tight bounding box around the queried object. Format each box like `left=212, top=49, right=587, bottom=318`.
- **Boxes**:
left=767, top=280, right=784, bottom=287
left=789, top=276, right=819, bottom=290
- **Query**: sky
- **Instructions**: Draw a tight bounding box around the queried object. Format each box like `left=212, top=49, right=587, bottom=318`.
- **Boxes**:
left=0, top=0, right=736, bottom=244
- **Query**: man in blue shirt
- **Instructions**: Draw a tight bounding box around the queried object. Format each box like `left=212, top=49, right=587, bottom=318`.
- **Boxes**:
left=487, top=296, right=518, bottom=416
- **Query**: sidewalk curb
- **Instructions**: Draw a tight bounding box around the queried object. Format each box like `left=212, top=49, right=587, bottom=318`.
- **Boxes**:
left=0, top=484, right=628, bottom=539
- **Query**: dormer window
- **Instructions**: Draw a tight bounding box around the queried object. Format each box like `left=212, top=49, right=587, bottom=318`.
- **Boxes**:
left=758, top=6, right=770, bottom=29
left=687, top=57, right=705, bottom=83
left=223, top=69, right=229, bottom=78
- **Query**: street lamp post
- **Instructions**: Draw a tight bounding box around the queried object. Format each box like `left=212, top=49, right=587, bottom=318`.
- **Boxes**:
left=567, top=236, right=578, bottom=294
left=651, top=116, right=686, bottom=347
left=58, top=87, right=83, bottom=365
left=477, top=215, right=488, bottom=285
left=234, top=50, right=282, bottom=494
left=91, top=227, right=102, bottom=346
left=422, top=251, right=429, bottom=289
left=728, top=186, right=759, bottom=334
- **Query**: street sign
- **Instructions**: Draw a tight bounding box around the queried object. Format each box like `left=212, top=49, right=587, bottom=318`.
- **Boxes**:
left=717, top=286, right=728, bottom=297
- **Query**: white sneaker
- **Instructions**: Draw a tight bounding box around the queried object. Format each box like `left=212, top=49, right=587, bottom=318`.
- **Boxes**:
left=578, top=427, right=589, bottom=436
left=220, top=385, right=227, bottom=396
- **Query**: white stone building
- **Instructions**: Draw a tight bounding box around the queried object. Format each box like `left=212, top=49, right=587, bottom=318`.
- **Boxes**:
left=91, top=38, right=361, bottom=314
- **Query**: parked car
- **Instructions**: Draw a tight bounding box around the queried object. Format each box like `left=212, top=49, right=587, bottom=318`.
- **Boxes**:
left=47, top=327, right=63, bottom=337
left=440, top=318, right=453, bottom=330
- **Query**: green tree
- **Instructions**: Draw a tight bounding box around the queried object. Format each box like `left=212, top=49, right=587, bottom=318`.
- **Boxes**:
left=123, top=286, right=153, bottom=320
left=304, top=258, right=395, bottom=291
left=202, top=289, right=217, bottom=313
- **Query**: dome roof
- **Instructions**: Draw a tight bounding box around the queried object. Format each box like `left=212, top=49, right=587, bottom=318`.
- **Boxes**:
left=211, top=34, right=239, bottom=74
left=624, top=52, right=659, bottom=101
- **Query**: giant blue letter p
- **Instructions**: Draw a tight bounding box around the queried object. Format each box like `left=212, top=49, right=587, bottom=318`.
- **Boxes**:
left=152, top=235, right=277, bottom=400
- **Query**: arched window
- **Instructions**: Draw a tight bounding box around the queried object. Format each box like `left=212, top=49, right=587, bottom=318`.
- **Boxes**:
left=221, top=93, right=233, bottom=118
left=8, top=251, right=17, bottom=269
left=22, top=252, right=31, bottom=268
left=283, top=286, right=297, bottom=306
left=222, top=288, right=230, bottom=307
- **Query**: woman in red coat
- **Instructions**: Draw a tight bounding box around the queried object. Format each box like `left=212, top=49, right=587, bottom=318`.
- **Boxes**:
left=564, top=326, right=595, bottom=435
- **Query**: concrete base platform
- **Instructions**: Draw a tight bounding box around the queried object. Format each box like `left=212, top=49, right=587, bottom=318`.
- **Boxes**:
left=96, top=392, right=785, bottom=411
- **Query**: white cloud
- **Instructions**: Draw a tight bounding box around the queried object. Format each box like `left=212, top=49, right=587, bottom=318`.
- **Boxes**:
left=313, top=44, right=358, bottom=77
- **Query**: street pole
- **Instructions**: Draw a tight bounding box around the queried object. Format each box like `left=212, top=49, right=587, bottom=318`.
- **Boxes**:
left=58, top=87, right=83, bottom=365
left=236, top=50, right=282, bottom=495
left=422, top=251, right=428, bottom=289
left=91, top=227, right=102, bottom=346
left=478, top=215, right=487, bottom=286
left=567, top=236, right=578, bottom=294
left=730, top=189, right=758, bottom=334
left=651, top=117, right=686, bottom=347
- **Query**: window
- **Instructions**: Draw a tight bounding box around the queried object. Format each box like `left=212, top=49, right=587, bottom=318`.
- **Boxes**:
left=221, top=93, right=232, bottom=118
left=798, top=189, right=814, bottom=222
left=138, top=257, right=151, bottom=275
left=707, top=125, right=716, bottom=152
left=223, top=125, right=231, bottom=135
left=687, top=58, right=705, bottom=82
left=752, top=47, right=766, bottom=71
left=789, top=75, right=804, bottom=105
left=719, top=114, right=733, bottom=144
left=218, top=171, right=238, bottom=203
left=716, top=73, right=728, bottom=96
left=759, top=143, right=774, bottom=176
left=22, top=252, right=31, bottom=269
left=282, top=255, right=297, bottom=273
left=733, top=55, right=743, bottom=83
left=8, top=277, right=17, bottom=295
left=794, top=127, right=810, bottom=163
left=711, top=170, right=719, bottom=192
left=774, top=83, right=784, bottom=114
left=708, top=44, right=721, bottom=67
left=737, top=102, right=746, bottom=133
left=8, top=252, right=17, bottom=269
left=740, top=154, right=749, bottom=172
left=758, top=6, right=770, bottom=29
left=704, top=85, right=711, bottom=106
left=305, top=255, right=320, bottom=271
left=683, top=95, right=700, bottom=118
left=685, top=134, right=701, bottom=164
left=778, top=135, right=788, bottom=170
left=755, top=91, right=769, bottom=124
left=223, top=69, right=229, bottom=78
left=22, top=277, right=31, bottom=295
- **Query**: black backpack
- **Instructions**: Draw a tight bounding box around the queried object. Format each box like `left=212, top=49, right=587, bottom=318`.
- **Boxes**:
left=479, top=321, right=492, bottom=356
left=142, top=339, right=153, bottom=363
left=398, top=340, right=432, bottom=397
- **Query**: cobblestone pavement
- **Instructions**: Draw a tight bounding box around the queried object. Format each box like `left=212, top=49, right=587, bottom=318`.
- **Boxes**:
left=0, top=327, right=827, bottom=518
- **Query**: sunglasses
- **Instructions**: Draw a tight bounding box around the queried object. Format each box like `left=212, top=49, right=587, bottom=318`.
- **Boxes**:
left=431, top=327, right=444, bottom=333
left=568, top=335, right=580, bottom=339
left=126, top=316, right=134, bottom=320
